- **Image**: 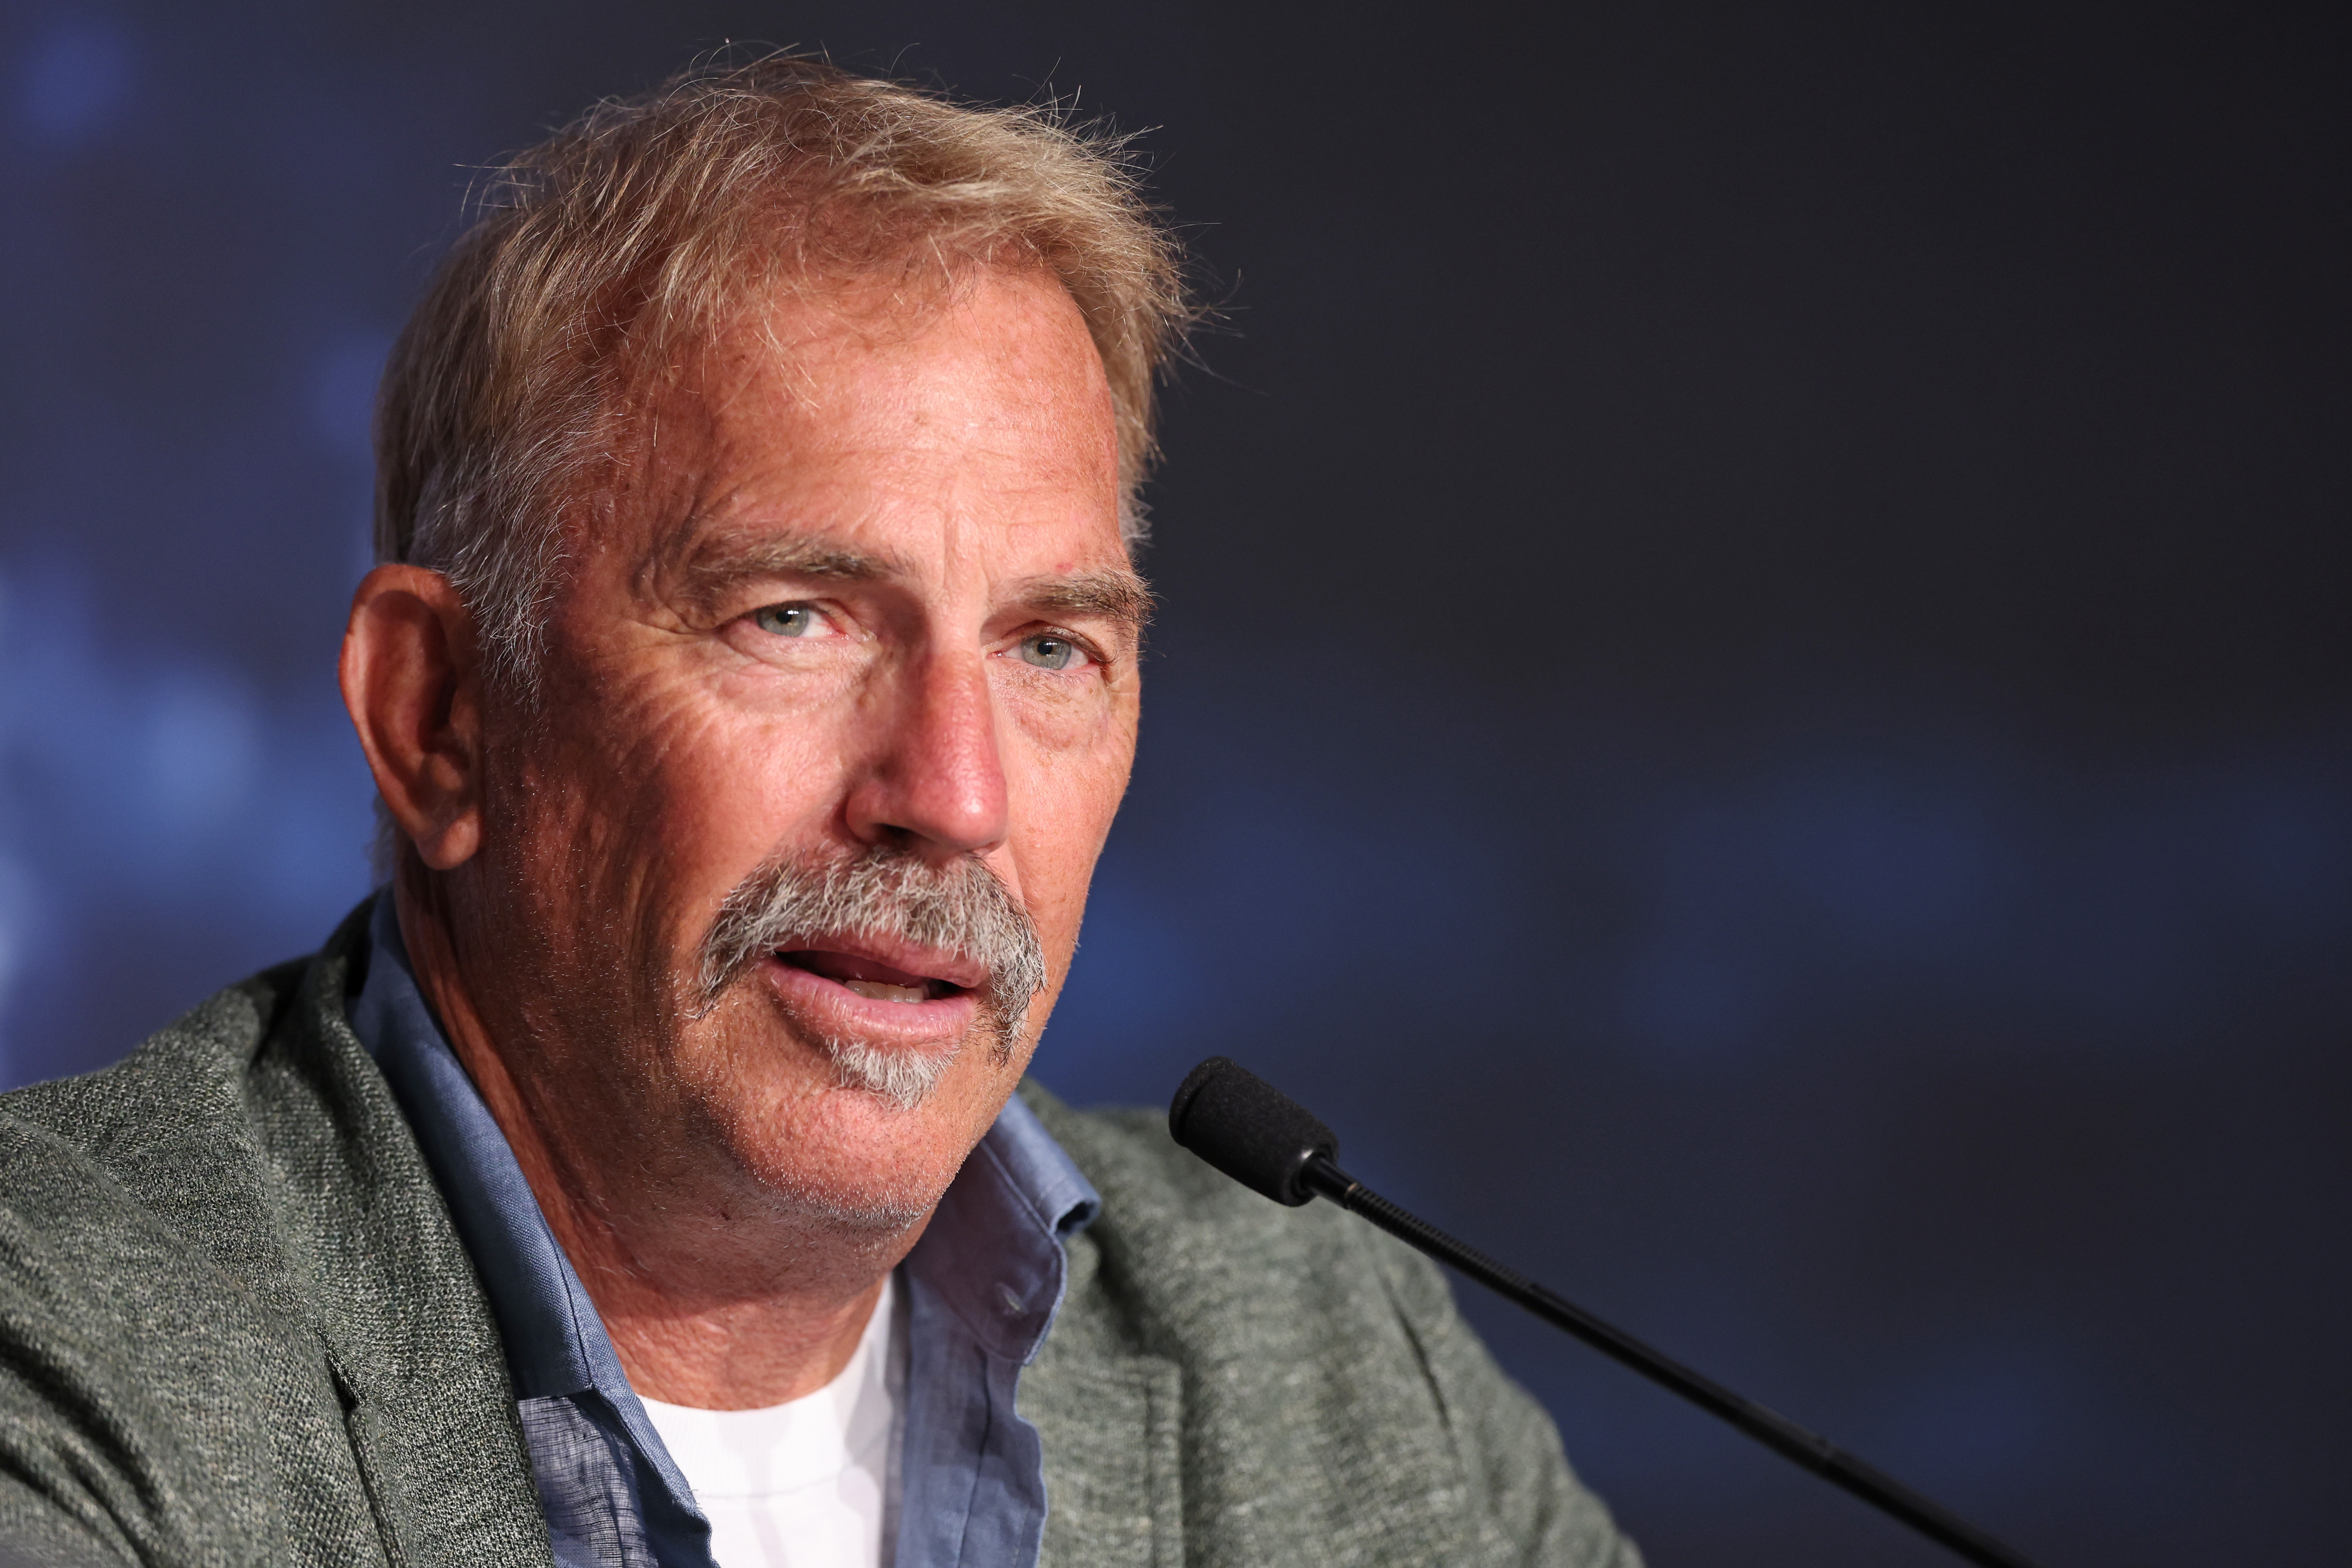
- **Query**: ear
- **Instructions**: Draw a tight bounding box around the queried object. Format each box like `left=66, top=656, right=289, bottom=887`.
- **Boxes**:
left=340, top=565, right=484, bottom=871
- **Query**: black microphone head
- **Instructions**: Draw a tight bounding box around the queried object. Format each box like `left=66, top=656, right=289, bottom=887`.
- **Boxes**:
left=1168, top=1056, right=1339, bottom=1207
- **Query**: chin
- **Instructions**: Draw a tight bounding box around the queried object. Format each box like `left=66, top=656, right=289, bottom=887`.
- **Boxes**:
left=694, top=1023, right=1016, bottom=1231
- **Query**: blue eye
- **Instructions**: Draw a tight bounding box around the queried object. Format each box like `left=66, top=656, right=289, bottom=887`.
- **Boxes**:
left=754, top=604, right=817, bottom=637
left=1018, top=635, right=1080, bottom=670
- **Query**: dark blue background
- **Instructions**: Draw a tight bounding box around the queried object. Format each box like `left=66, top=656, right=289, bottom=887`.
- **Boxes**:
left=2, top=3, right=2345, bottom=1564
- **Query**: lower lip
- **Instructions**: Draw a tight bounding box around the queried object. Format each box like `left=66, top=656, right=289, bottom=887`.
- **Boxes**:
left=756, top=953, right=980, bottom=1041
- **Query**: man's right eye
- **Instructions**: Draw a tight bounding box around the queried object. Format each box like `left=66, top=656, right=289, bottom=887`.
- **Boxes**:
left=753, top=604, right=819, bottom=637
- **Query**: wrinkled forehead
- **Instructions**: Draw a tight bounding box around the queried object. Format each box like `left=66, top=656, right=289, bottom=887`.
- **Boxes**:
left=587, top=263, right=1127, bottom=585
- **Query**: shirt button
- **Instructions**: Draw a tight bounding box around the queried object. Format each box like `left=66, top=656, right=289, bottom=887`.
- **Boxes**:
left=998, top=1283, right=1025, bottom=1316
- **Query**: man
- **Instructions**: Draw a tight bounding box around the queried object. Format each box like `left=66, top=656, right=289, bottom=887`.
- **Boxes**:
left=0, top=59, right=1640, bottom=1568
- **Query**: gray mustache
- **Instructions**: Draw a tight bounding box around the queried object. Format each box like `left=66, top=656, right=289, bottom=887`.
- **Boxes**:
left=698, top=847, right=1048, bottom=1041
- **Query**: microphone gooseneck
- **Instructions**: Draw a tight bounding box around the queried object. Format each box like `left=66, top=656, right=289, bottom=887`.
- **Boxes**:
left=1168, top=1056, right=2049, bottom=1568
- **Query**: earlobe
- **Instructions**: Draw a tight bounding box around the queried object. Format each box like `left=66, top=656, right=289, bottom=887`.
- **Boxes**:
left=340, top=565, right=484, bottom=871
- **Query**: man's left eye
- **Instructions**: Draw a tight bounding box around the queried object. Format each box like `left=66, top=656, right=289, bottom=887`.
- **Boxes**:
left=1016, top=634, right=1086, bottom=671
left=753, top=604, right=824, bottom=637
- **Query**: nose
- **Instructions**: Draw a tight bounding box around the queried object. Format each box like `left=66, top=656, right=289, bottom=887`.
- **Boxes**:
left=841, top=646, right=1011, bottom=858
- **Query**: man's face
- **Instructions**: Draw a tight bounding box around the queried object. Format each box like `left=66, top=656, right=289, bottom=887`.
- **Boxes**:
left=467, top=264, right=1140, bottom=1230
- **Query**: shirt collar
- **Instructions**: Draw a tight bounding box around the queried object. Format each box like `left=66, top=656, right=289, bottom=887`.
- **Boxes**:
left=909, top=1093, right=1098, bottom=1364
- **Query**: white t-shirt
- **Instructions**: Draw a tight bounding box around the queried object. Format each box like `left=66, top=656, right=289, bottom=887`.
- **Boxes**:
left=640, top=1274, right=908, bottom=1568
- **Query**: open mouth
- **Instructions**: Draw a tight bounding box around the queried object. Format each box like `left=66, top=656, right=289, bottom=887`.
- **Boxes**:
left=773, top=948, right=971, bottom=1005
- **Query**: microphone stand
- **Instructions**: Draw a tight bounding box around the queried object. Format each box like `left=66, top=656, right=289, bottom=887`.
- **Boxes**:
left=1299, top=1154, right=2042, bottom=1568
left=1171, top=1056, right=2048, bottom=1568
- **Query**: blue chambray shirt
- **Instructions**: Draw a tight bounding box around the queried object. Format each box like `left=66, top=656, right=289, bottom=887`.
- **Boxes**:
left=347, top=894, right=1101, bottom=1568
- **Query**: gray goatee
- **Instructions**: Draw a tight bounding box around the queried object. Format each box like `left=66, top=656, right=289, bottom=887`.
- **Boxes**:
left=697, top=846, right=1049, bottom=1109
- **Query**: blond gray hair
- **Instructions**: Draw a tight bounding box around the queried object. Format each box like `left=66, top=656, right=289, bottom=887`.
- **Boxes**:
left=372, top=54, right=1190, bottom=696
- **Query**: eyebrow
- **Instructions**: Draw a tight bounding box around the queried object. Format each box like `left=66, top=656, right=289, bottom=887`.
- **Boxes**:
left=666, top=533, right=906, bottom=609
left=1018, top=568, right=1157, bottom=634
left=663, top=529, right=1154, bottom=634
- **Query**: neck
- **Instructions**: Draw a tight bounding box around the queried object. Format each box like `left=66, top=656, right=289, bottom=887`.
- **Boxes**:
left=392, top=861, right=913, bottom=1408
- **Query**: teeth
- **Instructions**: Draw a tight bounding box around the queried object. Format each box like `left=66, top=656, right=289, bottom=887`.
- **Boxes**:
left=843, top=979, right=927, bottom=1004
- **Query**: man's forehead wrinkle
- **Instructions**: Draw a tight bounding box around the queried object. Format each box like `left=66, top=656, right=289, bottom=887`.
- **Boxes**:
left=613, top=370, right=737, bottom=595
left=728, top=271, right=955, bottom=421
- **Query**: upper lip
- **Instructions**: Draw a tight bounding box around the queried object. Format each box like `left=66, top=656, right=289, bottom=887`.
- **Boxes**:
left=769, top=933, right=988, bottom=992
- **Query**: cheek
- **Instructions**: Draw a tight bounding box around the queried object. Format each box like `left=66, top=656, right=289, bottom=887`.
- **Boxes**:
left=995, top=663, right=1130, bottom=755
left=632, top=701, right=857, bottom=875
left=512, top=658, right=859, bottom=936
left=1001, top=695, right=1138, bottom=949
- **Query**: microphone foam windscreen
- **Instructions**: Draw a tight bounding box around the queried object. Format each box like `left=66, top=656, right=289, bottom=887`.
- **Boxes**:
left=1168, top=1056, right=1339, bottom=1207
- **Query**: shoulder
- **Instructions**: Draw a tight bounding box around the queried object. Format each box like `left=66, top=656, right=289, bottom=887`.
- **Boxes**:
left=0, top=898, right=523, bottom=1366
left=1022, top=1084, right=1485, bottom=1421
left=1018, top=1083, right=1642, bottom=1568
left=0, top=900, right=379, bottom=1296
left=0, top=954, right=305, bottom=1314
left=0, top=935, right=341, bottom=1562
left=0, top=905, right=541, bottom=1567
left=3, top=962, right=294, bottom=1167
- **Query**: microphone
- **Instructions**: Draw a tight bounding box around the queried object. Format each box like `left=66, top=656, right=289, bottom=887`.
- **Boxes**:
left=1169, top=1056, right=2048, bottom=1568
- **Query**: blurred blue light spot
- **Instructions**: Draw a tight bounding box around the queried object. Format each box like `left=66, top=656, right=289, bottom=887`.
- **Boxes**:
left=143, top=671, right=261, bottom=842
left=1769, top=768, right=2004, bottom=960
left=20, top=20, right=135, bottom=143
left=1623, top=943, right=1764, bottom=1065
left=0, top=557, right=374, bottom=1085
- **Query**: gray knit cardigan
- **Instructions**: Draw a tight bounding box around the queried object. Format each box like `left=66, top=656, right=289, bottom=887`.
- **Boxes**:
left=0, top=907, right=1640, bottom=1567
